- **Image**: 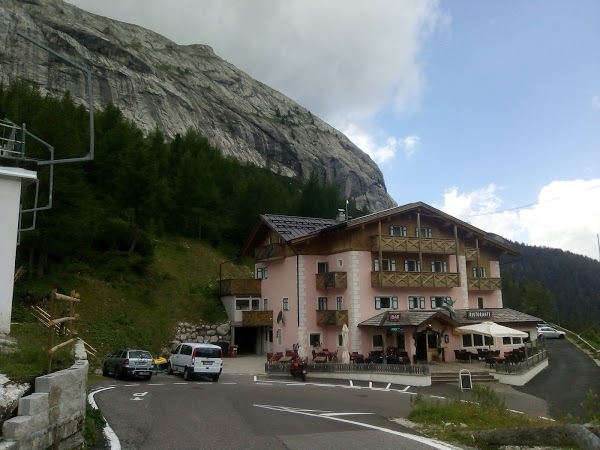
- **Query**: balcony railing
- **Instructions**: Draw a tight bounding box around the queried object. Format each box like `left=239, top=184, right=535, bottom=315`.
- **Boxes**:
left=465, top=247, right=478, bottom=261
left=467, top=277, right=501, bottom=290
left=315, top=272, right=347, bottom=290
left=370, top=236, right=457, bottom=254
left=219, top=279, right=261, bottom=296
left=242, top=310, right=273, bottom=326
left=254, top=243, right=286, bottom=261
left=371, top=271, right=460, bottom=288
left=316, top=310, right=349, bottom=326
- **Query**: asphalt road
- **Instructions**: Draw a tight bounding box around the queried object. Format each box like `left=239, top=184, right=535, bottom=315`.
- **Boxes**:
left=90, top=376, right=464, bottom=450
left=514, top=337, right=600, bottom=419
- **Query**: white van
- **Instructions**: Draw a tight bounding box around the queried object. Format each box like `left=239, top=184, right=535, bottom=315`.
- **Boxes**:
left=167, top=343, right=223, bottom=381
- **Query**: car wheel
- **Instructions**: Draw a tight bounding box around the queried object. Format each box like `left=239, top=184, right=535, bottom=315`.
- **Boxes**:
left=143, top=374, right=152, bottom=381
left=183, top=367, right=193, bottom=381
left=167, top=362, right=174, bottom=374
left=559, top=334, right=565, bottom=339
left=102, top=364, right=109, bottom=377
left=114, top=366, right=121, bottom=379
left=212, top=375, right=219, bottom=382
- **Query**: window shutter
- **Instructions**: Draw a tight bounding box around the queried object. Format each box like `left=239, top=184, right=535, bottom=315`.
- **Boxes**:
left=375, top=297, right=381, bottom=310
left=392, top=297, right=398, bottom=309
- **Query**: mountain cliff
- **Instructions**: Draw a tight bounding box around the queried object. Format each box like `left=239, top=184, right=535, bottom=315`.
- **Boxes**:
left=0, top=0, right=396, bottom=211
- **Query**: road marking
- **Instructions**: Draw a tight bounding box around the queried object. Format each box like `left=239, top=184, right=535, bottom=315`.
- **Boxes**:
left=385, top=383, right=391, bottom=390
left=173, top=382, right=188, bottom=385
left=508, top=409, right=524, bottom=414
left=88, top=387, right=121, bottom=450
left=430, top=395, right=446, bottom=399
left=254, top=404, right=464, bottom=450
left=123, top=384, right=139, bottom=387
left=221, top=382, right=237, bottom=385
left=148, top=383, right=164, bottom=386
left=320, top=412, right=374, bottom=416
left=540, top=416, right=555, bottom=421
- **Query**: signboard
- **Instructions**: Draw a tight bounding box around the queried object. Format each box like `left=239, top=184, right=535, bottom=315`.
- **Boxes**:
left=467, top=310, right=492, bottom=320
left=390, top=327, right=403, bottom=332
left=459, top=369, right=472, bottom=391
left=388, top=312, right=401, bottom=322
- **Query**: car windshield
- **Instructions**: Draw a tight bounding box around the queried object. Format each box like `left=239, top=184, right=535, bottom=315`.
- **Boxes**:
left=194, top=348, right=220, bottom=358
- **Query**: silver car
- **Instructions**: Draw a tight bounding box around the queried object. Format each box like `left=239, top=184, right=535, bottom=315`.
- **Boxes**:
left=537, top=326, right=566, bottom=339
left=102, top=349, right=154, bottom=380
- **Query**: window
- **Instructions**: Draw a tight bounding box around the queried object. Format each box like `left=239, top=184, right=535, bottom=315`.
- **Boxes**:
left=318, top=297, right=328, bottom=310
left=431, top=261, right=448, bottom=273
left=372, top=334, right=384, bottom=349
left=268, top=328, right=273, bottom=343
left=462, top=334, right=493, bottom=348
left=282, top=298, right=289, bottom=311
left=338, top=334, right=343, bottom=346
left=472, top=267, right=487, bottom=277
left=389, top=225, right=407, bottom=236
left=252, top=299, right=259, bottom=310
left=374, top=259, right=396, bottom=271
left=264, top=298, right=269, bottom=311
left=317, top=261, right=328, bottom=274
left=416, top=227, right=432, bottom=238
left=477, top=297, right=484, bottom=309
left=503, top=336, right=523, bottom=345
left=430, top=296, right=445, bottom=309
left=310, top=333, right=321, bottom=347
left=404, top=259, right=421, bottom=272
left=336, top=296, right=343, bottom=310
left=236, top=297, right=261, bottom=310
left=256, top=267, right=268, bottom=279
left=409, top=296, right=426, bottom=309
left=375, top=296, right=398, bottom=310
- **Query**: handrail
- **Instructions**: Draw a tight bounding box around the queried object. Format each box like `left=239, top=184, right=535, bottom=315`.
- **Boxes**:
left=552, top=323, right=599, bottom=355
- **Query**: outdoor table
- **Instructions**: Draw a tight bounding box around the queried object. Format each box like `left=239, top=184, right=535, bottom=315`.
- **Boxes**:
left=278, top=356, right=292, bottom=363
left=314, top=356, right=327, bottom=363
left=318, top=351, right=334, bottom=361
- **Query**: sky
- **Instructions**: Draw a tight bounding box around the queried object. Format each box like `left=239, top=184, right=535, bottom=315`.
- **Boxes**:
left=65, top=0, right=600, bottom=261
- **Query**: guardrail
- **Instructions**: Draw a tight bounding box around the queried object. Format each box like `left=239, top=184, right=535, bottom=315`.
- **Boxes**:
left=495, top=348, right=548, bottom=374
left=265, top=361, right=430, bottom=376
left=552, top=323, right=600, bottom=356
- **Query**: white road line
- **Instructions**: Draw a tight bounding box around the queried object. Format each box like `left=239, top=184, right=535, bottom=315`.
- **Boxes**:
left=148, top=383, right=164, bottom=386
left=173, top=382, right=188, bottom=385
left=540, top=416, right=555, bottom=421
left=508, top=409, right=524, bottom=414
left=221, top=382, right=237, bottom=385
left=385, top=383, right=391, bottom=390
left=88, top=387, right=120, bottom=450
left=254, top=404, right=464, bottom=450
left=122, top=384, right=139, bottom=387
left=320, top=412, right=374, bottom=416
left=255, top=383, right=273, bottom=385
left=430, top=395, right=446, bottom=399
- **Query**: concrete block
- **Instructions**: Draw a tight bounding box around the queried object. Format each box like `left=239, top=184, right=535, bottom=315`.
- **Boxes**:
left=2, top=414, right=49, bottom=440
left=18, top=392, right=48, bottom=416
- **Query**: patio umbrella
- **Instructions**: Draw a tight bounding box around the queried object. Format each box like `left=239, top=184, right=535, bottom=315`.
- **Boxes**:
left=455, top=321, right=528, bottom=338
left=341, top=324, right=350, bottom=364
left=456, top=321, right=527, bottom=349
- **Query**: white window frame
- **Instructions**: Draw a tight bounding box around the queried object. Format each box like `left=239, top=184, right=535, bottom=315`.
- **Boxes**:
left=256, top=267, right=268, bottom=279
left=416, top=227, right=432, bottom=238
left=502, top=336, right=523, bottom=346
left=389, top=225, right=407, bottom=236
left=317, top=261, right=328, bottom=274
left=310, top=333, right=321, bottom=347
left=282, top=298, right=289, bottom=311
left=375, top=296, right=398, bottom=310
left=430, top=296, right=445, bottom=309
left=431, top=261, right=448, bottom=273
left=374, top=258, right=396, bottom=272
left=336, top=296, right=343, bottom=310
left=462, top=333, right=493, bottom=348
left=472, top=267, right=487, bottom=277
left=404, top=259, right=421, bottom=272
left=372, top=334, right=384, bottom=350
left=318, top=297, right=328, bottom=310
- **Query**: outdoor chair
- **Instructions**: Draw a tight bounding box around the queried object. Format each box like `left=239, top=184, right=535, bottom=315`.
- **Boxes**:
left=368, top=351, right=383, bottom=364
left=398, top=351, right=411, bottom=365
left=354, top=355, right=365, bottom=364
left=386, top=355, right=400, bottom=364
left=454, top=350, right=471, bottom=363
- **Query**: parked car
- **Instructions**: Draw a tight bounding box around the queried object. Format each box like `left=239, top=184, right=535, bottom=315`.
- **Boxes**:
left=103, top=349, right=154, bottom=380
left=537, top=326, right=566, bottom=339
left=167, top=342, right=223, bottom=381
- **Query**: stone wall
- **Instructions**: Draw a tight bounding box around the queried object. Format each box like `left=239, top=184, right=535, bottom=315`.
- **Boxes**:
left=167, top=321, right=231, bottom=353
left=0, top=341, right=88, bottom=450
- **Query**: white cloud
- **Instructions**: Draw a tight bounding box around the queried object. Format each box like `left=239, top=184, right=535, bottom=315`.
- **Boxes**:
left=401, top=135, right=421, bottom=158
left=65, top=0, right=447, bottom=126
left=437, top=180, right=600, bottom=261
left=341, top=123, right=398, bottom=164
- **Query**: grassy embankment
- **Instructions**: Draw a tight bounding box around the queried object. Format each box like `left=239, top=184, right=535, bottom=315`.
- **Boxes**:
left=2, top=237, right=252, bottom=383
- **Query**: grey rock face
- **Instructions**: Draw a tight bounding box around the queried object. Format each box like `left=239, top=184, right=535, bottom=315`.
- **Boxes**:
left=0, top=0, right=396, bottom=211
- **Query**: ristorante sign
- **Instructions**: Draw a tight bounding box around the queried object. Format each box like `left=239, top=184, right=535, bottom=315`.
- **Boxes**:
left=466, top=310, right=492, bottom=320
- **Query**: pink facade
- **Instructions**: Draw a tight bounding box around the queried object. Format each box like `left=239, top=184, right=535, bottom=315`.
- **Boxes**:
left=235, top=203, right=540, bottom=363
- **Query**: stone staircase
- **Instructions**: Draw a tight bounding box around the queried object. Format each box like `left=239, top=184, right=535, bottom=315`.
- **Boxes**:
left=431, top=370, right=497, bottom=383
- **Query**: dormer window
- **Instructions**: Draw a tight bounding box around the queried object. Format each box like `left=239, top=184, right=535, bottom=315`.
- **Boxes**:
left=415, top=227, right=432, bottom=238
left=389, top=225, right=407, bottom=236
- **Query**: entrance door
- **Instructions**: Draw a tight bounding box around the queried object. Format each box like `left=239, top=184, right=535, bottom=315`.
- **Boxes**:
left=415, top=333, right=427, bottom=361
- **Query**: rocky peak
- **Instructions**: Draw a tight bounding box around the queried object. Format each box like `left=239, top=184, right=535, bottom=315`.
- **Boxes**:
left=1, top=0, right=397, bottom=211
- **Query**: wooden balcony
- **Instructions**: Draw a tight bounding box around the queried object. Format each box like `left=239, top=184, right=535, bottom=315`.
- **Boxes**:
left=467, top=277, right=501, bottom=290
left=316, top=310, right=349, bottom=326
left=219, top=279, right=261, bottom=296
left=254, top=243, right=286, bottom=261
left=465, top=247, right=478, bottom=261
left=371, top=271, right=460, bottom=288
left=370, top=236, right=457, bottom=254
left=242, top=310, right=273, bottom=326
left=315, top=272, right=347, bottom=290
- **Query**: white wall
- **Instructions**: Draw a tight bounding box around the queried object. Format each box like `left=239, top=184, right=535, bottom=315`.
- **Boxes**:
left=0, top=167, right=36, bottom=334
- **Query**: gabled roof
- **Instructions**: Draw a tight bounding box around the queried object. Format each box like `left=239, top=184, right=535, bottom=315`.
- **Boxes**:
left=260, top=214, right=340, bottom=240
left=241, top=201, right=520, bottom=256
